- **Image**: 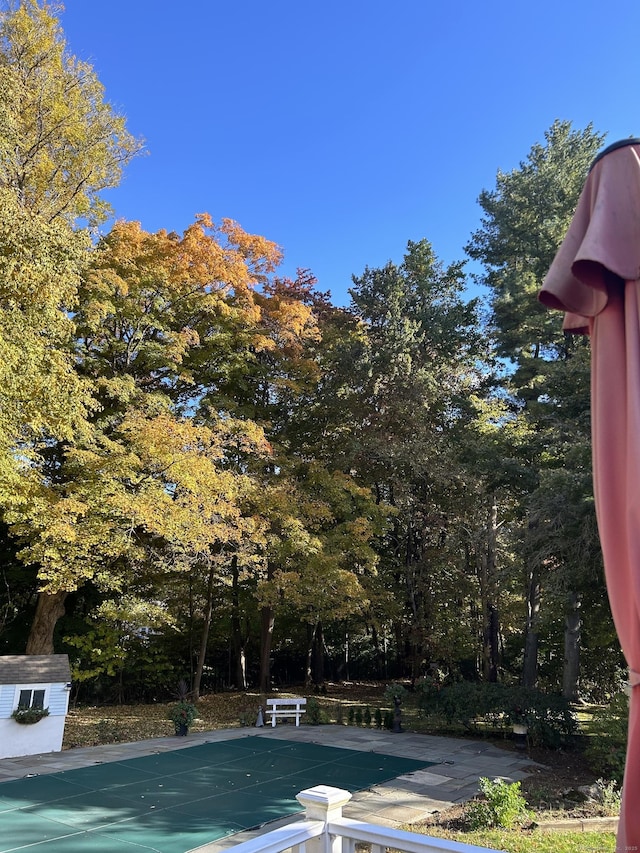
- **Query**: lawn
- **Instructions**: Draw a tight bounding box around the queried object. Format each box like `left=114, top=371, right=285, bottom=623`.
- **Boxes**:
left=412, top=826, right=615, bottom=852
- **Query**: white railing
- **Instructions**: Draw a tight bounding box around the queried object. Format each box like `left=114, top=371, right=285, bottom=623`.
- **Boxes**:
left=216, top=786, right=501, bottom=853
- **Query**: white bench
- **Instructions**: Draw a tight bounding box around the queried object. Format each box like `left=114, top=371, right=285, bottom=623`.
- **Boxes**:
left=266, top=697, right=306, bottom=726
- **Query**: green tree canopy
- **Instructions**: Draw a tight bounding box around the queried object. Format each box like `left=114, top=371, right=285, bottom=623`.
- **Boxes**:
left=466, top=120, right=617, bottom=693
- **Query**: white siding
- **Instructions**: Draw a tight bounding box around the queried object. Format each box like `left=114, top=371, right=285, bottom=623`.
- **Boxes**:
left=48, top=683, right=70, bottom=716
left=0, top=684, right=13, bottom=718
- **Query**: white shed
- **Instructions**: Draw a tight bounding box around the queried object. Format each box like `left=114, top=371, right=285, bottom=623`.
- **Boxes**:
left=0, top=654, right=71, bottom=759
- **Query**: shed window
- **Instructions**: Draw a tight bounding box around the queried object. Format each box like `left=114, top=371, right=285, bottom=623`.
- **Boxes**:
left=17, top=689, right=46, bottom=710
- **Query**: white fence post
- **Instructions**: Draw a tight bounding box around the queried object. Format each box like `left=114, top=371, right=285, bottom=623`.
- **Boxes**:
left=296, top=786, right=352, bottom=853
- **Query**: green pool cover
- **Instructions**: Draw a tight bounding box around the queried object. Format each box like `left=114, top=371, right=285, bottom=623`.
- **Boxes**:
left=0, top=737, right=434, bottom=853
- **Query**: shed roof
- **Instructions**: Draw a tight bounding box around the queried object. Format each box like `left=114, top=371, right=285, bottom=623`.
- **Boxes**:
left=0, top=655, right=71, bottom=685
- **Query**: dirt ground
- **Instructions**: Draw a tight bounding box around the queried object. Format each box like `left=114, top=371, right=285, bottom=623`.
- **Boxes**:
left=420, top=741, right=618, bottom=831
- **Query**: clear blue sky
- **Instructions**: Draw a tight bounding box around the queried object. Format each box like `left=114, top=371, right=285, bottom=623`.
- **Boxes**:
left=60, top=0, right=640, bottom=306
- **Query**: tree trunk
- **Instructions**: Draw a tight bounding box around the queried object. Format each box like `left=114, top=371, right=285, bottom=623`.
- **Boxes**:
left=486, top=605, right=499, bottom=682
left=258, top=605, right=275, bottom=693
left=313, top=621, right=325, bottom=685
left=188, top=574, right=196, bottom=687
left=480, top=497, right=500, bottom=682
left=25, top=591, right=67, bottom=654
left=305, top=623, right=317, bottom=687
left=345, top=629, right=351, bottom=681
left=230, top=556, right=247, bottom=690
left=522, top=564, right=541, bottom=688
left=192, top=562, right=215, bottom=701
left=393, top=618, right=404, bottom=676
left=563, top=591, right=582, bottom=700
left=234, top=643, right=247, bottom=690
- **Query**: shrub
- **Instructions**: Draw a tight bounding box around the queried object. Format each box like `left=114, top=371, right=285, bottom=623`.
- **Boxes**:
left=306, top=697, right=327, bottom=725
left=585, top=692, right=628, bottom=785
left=417, top=680, right=501, bottom=728
left=374, top=708, right=383, bottom=729
left=414, top=675, right=442, bottom=709
left=384, top=682, right=409, bottom=705
left=416, top=680, right=576, bottom=748
left=465, top=777, right=533, bottom=829
left=168, top=700, right=197, bottom=731
left=95, top=718, right=123, bottom=742
left=594, top=779, right=622, bottom=816
left=355, top=706, right=363, bottom=727
left=517, top=689, right=577, bottom=748
left=383, top=709, right=394, bottom=730
left=238, top=708, right=253, bottom=727
left=364, top=707, right=371, bottom=727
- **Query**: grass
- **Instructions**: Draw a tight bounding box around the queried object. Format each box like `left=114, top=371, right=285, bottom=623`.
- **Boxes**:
left=410, top=826, right=615, bottom=852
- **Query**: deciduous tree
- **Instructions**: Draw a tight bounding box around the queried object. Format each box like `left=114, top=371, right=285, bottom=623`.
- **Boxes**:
left=0, top=0, right=142, bottom=653
left=15, top=215, right=281, bottom=653
left=0, top=0, right=143, bottom=225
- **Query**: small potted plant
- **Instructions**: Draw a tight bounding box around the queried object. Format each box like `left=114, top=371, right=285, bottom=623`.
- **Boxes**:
left=12, top=706, right=50, bottom=725
left=168, top=679, right=197, bottom=736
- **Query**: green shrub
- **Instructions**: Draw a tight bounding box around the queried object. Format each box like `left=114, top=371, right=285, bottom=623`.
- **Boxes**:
left=348, top=706, right=355, bottom=725
left=417, top=680, right=501, bottom=728
left=95, top=718, right=122, bottom=743
left=518, top=689, right=577, bottom=748
left=238, top=708, right=253, bottom=727
left=585, top=692, right=628, bottom=785
left=364, top=706, right=371, bottom=727
left=384, top=682, right=409, bottom=705
left=374, top=708, right=383, bottom=729
left=414, top=675, right=442, bottom=710
left=355, top=706, right=363, bottom=726
left=595, top=779, right=622, bottom=816
left=416, top=680, right=576, bottom=748
left=383, top=709, right=394, bottom=730
left=168, top=700, right=197, bottom=731
left=305, top=697, right=327, bottom=725
left=465, top=777, right=533, bottom=829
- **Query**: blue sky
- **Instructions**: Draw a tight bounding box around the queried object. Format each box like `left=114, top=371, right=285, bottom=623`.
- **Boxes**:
left=60, top=0, right=640, bottom=306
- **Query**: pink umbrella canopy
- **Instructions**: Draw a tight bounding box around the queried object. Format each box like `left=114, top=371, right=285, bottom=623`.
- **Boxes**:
left=539, top=137, right=640, bottom=852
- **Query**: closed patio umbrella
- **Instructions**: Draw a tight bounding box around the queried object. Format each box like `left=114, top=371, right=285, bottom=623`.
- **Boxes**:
left=539, top=137, right=640, bottom=853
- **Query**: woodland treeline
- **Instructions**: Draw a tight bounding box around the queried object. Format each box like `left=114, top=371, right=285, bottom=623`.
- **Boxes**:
left=0, top=2, right=622, bottom=702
